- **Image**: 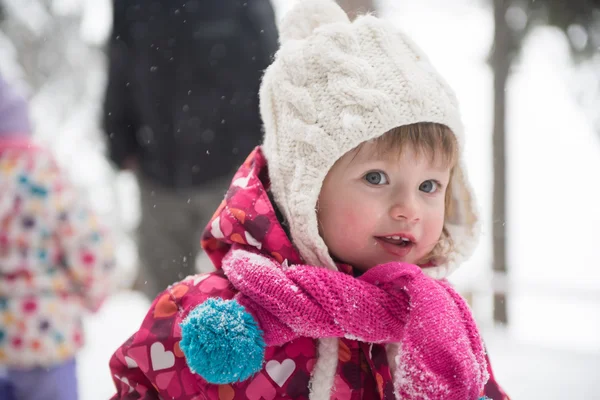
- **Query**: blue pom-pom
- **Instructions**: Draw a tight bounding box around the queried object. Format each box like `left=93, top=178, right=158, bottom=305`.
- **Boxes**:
left=180, top=298, right=266, bottom=384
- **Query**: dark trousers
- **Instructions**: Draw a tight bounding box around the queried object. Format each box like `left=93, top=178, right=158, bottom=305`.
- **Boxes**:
left=134, top=174, right=229, bottom=299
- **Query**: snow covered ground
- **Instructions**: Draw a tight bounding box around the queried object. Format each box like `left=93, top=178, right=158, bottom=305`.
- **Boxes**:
left=484, top=328, right=600, bottom=399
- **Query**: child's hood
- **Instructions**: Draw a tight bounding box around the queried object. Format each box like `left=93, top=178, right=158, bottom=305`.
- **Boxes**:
left=200, top=148, right=305, bottom=270
left=0, top=74, right=31, bottom=137
left=259, top=0, right=479, bottom=279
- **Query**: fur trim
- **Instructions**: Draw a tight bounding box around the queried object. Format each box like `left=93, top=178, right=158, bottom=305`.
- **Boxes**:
left=308, top=338, right=339, bottom=400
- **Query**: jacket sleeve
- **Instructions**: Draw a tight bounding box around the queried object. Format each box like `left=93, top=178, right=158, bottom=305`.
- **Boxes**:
left=47, top=153, right=116, bottom=312
left=110, top=272, right=235, bottom=399
left=102, top=0, right=140, bottom=168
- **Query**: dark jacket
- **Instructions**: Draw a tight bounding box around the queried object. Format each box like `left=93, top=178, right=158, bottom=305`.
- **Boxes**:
left=103, top=0, right=278, bottom=188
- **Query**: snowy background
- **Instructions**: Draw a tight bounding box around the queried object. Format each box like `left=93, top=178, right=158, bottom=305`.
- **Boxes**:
left=2, top=0, right=600, bottom=398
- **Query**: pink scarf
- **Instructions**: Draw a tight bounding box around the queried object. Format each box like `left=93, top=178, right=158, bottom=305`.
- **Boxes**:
left=220, top=246, right=489, bottom=399
left=222, top=246, right=413, bottom=345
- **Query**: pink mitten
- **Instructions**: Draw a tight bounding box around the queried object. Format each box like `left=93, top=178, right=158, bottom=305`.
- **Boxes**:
left=361, top=263, right=489, bottom=400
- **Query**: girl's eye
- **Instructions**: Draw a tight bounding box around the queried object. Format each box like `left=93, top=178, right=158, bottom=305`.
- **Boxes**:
left=419, top=180, right=439, bottom=193
left=364, top=171, right=388, bottom=185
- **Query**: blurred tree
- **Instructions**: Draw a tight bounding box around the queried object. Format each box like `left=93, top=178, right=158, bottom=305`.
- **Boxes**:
left=336, top=0, right=376, bottom=20
left=490, top=0, right=600, bottom=325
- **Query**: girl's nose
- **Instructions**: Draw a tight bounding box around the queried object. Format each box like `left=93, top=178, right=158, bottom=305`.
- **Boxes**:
left=389, top=195, right=420, bottom=222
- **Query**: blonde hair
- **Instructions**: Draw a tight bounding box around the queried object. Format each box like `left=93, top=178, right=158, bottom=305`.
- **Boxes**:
left=360, top=122, right=458, bottom=265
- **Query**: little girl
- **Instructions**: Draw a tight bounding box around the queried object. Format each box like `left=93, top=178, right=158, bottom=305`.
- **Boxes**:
left=109, top=1, right=509, bottom=399
left=0, top=74, right=116, bottom=399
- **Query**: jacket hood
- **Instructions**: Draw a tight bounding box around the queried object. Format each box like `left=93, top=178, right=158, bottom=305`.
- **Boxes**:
left=200, top=147, right=304, bottom=270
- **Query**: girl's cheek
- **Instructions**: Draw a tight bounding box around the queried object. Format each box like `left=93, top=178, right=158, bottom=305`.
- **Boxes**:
left=339, top=202, right=363, bottom=225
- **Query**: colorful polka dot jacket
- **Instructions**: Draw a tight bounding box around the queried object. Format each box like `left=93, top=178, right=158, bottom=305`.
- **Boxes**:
left=0, top=138, right=116, bottom=368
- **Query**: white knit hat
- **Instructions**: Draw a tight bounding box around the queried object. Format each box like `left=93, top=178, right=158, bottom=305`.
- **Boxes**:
left=260, top=0, right=479, bottom=280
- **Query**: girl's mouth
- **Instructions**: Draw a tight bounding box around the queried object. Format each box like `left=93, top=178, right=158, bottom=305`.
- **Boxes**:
left=375, top=235, right=415, bottom=257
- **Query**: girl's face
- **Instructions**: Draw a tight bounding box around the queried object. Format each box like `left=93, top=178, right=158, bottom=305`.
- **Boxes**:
left=317, top=141, right=451, bottom=272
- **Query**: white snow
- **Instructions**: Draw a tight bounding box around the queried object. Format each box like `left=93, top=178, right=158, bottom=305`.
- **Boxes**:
left=77, top=291, right=150, bottom=400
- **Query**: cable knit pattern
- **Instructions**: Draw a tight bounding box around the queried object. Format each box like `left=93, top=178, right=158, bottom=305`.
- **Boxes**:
left=221, top=247, right=488, bottom=399
left=260, top=0, right=478, bottom=279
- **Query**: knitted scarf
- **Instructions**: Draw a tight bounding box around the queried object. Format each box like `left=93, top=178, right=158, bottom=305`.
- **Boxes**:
left=183, top=246, right=488, bottom=399
left=221, top=245, right=415, bottom=346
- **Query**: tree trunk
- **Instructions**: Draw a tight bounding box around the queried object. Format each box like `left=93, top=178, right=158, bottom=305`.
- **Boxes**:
left=336, top=0, right=376, bottom=20
left=491, top=0, right=512, bottom=325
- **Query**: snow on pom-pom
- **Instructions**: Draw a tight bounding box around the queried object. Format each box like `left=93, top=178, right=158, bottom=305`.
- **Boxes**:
left=180, top=298, right=265, bottom=384
left=280, top=0, right=349, bottom=43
